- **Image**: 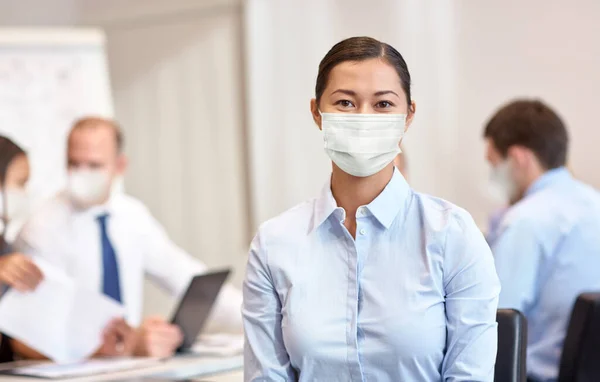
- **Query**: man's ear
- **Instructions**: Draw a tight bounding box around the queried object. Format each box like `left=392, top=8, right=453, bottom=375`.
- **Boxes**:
left=405, top=100, right=416, bottom=133
left=116, top=154, right=128, bottom=175
left=507, top=145, right=541, bottom=175
left=310, top=98, right=322, bottom=130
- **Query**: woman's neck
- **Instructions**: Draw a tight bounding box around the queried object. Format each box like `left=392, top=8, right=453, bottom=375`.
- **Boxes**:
left=331, top=163, right=395, bottom=221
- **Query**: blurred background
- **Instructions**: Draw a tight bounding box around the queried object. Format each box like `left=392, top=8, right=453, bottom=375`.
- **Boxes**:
left=1, top=0, right=599, bottom=317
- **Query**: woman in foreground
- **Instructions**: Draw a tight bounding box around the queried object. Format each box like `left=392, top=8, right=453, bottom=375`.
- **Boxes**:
left=243, top=37, right=500, bottom=381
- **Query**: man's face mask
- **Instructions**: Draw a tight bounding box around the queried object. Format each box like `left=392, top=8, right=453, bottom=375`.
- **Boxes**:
left=490, top=159, right=519, bottom=203
left=67, top=168, right=112, bottom=207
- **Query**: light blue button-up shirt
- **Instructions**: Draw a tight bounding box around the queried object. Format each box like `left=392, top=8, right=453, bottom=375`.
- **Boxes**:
left=491, top=167, right=600, bottom=381
left=243, top=168, right=500, bottom=381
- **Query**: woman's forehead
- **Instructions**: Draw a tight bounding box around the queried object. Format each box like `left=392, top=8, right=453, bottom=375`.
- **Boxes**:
left=325, top=59, right=403, bottom=95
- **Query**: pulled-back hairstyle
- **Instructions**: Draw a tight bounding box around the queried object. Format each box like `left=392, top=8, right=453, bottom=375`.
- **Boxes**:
left=315, top=36, right=412, bottom=109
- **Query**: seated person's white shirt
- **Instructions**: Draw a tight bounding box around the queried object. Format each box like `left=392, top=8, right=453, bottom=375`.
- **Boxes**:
left=12, top=191, right=242, bottom=333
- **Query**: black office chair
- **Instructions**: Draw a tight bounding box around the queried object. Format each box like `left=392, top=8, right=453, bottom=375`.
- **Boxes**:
left=558, top=293, right=600, bottom=382
left=496, top=309, right=527, bottom=382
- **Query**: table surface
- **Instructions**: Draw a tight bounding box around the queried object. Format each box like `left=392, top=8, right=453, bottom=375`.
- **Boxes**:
left=204, top=369, right=243, bottom=381
left=0, top=354, right=243, bottom=382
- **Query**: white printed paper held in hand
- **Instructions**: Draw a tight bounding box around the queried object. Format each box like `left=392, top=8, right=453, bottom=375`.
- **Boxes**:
left=0, top=258, right=124, bottom=363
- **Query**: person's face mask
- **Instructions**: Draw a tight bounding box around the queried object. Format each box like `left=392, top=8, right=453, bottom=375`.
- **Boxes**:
left=0, top=187, right=29, bottom=222
left=321, top=112, right=407, bottom=177
left=490, top=159, right=519, bottom=202
left=67, top=169, right=112, bottom=207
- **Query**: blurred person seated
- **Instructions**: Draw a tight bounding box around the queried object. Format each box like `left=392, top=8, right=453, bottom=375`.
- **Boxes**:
left=0, top=136, right=43, bottom=362
left=484, top=99, right=600, bottom=382
left=12, top=117, right=242, bottom=359
left=0, top=136, right=132, bottom=361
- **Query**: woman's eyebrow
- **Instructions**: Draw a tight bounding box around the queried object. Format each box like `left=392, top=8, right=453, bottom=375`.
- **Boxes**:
left=331, top=89, right=356, bottom=96
left=374, top=90, right=399, bottom=97
left=330, top=89, right=400, bottom=98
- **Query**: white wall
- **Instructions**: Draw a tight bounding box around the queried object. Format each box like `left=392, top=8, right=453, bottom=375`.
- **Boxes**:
left=245, top=0, right=600, bottom=229
left=105, top=0, right=249, bottom=316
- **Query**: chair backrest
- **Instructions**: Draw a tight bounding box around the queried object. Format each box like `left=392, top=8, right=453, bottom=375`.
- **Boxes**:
left=496, top=309, right=527, bottom=382
left=558, top=292, right=600, bottom=382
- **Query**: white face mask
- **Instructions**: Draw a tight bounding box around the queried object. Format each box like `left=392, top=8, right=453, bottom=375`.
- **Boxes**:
left=321, top=112, right=407, bottom=177
left=490, top=160, right=518, bottom=202
left=67, top=169, right=112, bottom=206
left=0, top=188, right=29, bottom=222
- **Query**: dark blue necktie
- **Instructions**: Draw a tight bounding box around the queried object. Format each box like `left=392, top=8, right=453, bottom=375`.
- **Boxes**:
left=97, top=214, right=122, bottom=303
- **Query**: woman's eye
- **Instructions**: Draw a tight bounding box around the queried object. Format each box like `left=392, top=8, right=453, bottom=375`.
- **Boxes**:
left=377, top=101, right=393, bottom=108
left=336, top=100, right=355, bottom=108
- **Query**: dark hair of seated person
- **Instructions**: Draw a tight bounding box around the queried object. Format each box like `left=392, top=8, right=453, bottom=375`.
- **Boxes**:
left=0, top=135, right=28, bottom=363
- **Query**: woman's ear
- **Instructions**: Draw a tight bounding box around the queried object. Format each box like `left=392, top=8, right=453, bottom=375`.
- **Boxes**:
left=310, top=98, right=322, bottom=130
left=405, top=100, right=416, bottom=132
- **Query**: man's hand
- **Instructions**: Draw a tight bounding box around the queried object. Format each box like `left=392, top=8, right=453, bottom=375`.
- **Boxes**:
left=134, top=316, right=183, bottom=358
left=95, top=318, right=136, bottom=357
left=0, top=253, right=43, bottom=292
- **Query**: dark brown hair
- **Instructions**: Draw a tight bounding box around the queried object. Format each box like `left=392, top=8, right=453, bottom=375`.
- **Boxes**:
left=315, top=36, right=412, bottom=108
left=0, top=136, right=25, bottom=189
left=484, top=99, right=568, bottom=170
left=0, top=136, right=26, bottom=251
left=70, top=116, right=124, bottom=153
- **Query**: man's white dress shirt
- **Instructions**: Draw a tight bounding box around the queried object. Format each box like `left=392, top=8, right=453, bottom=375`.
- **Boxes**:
left=14, top=192, right=242, bottom=331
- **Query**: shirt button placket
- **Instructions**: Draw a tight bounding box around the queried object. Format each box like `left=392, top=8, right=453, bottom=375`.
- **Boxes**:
left=343, top=227, right=364, bottom=381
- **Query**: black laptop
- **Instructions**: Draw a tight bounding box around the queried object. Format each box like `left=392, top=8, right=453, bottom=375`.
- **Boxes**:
left=170, top=269, right=231, bottom=351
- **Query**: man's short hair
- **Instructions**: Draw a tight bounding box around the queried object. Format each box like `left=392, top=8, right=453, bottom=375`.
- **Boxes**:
left=70, top=116, right=124, bottom=153
left=483, top=99, right=568, bottom=170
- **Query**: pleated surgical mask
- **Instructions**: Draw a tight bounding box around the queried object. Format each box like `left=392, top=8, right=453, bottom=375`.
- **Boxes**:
left=489, top=160, right=519, bottom=202
left=321, top=112, right=407, bottom=177
left=67, top=169, right=112, bottom=207
left=0, top=188, right=29, bottom=222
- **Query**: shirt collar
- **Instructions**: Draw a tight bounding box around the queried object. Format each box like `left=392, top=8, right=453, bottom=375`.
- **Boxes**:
left=311, top=167, right=411, bottom=232
left=69, top=193, right=116, bottom=219
left=311, top=179, right=339, bottom=232
left=525, top=166, right=571, bottom=197
left=368, top=167, right=411, bottom=228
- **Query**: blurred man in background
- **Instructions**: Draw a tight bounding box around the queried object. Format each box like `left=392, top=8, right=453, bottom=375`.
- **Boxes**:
left=13, top=117, right=242, bottom=359
left=484, top=99, right=600, bottom=382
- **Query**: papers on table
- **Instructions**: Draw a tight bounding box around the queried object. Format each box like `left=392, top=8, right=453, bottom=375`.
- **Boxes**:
left=0, top=258, right=125, bottom=363
left=6, top=357, right=158, bottom=379
left=190, top=333, right=244, bottom=357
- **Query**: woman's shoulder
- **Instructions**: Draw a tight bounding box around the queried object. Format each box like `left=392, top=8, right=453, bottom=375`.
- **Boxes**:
left=256, top=199, right=316, bottom=240
left=411, top=192, right=493, bottom=279
left=410, top=191, right=477, bottom=234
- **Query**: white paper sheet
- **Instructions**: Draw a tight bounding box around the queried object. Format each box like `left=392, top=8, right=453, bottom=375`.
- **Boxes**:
left=8, top=357, right=158, bottom=378
left=0, top=258, right=125, bottom=363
